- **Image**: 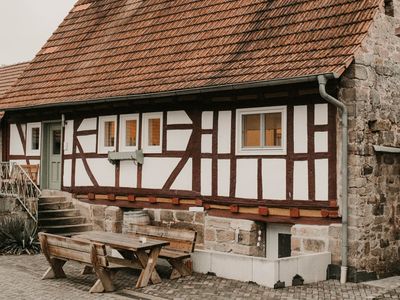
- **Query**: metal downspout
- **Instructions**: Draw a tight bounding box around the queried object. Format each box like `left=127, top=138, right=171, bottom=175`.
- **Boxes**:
left=317, top=75, right=348, bottom=283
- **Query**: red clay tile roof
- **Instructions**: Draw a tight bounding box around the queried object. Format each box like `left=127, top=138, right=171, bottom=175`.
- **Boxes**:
left=0, top=62, right=30, bottom=99
left=1, top=0, right=380, bottom=110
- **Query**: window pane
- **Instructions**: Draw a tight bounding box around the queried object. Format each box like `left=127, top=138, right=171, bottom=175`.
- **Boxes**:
left=31, top=128, right=40, bottom=150
left=52, top=130, right=61, bottom=155
left=264, top=113, right=282, bottom=146
left=243, top=114, right=260, bottom=147
left=125, top=119, right=137, bottom=147
left=104, top=121, right=115, bottom=147
left=148, top=118, right=160, bottom=146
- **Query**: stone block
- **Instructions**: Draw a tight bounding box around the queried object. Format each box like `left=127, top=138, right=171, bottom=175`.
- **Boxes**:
left=239, top=230, right=258, bottom=246
left=303, top=239, right=327, bottom=253
left=291, top=237, right=301, bottom=252
left=90, top=204, right=105, bottom=219
left=194, top=212, right=205, bottom=224
left=216, top=229, right=235, bottom=242
left=105, top=220, right=122, bottom=233
left=204, top=228, right=216, bottom=242
left=160, top=210, right=174, bottom=223
left=230, top=219, right=256, bottom=231
left=105, top=206, right=123, bottom=222
left=175, top=211, right=194, bottom=223
left=328, top=224, right=342, bottom=240
left=205, top=216, right=231, bottom=229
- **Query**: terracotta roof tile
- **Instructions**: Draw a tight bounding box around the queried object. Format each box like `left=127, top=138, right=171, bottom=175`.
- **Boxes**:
left=2, top=0, right=380, bottom=109
left=0, top=62, right=30, bottom=99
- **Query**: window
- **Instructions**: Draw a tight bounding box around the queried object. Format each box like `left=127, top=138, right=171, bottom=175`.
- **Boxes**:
left=26, top=123, right=41, bottom=156
left=385, top=0, right=394, bottom=17
left=266, top=224, right=292, bottom=259
left=119, top=114, right=139, bottom=151
left=98, top=116, right=117, bottom=153
left=142, top=112, right=163, bottom=153
left=236, top=106, right=286, bottom=155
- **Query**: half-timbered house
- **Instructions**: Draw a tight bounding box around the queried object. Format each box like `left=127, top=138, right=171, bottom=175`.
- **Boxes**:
left=1, top=0, right=400, bottom=284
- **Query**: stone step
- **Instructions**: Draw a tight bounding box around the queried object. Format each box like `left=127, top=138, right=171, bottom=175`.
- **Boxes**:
left=39, top=196, right=67, bottom=204
left=39, top=216, right=86, bottom=226
left=38, top=209, right=80, bottom=218
left=38, top=201, right=73, bottom=211
left=39, top=223, right=93, bottom=234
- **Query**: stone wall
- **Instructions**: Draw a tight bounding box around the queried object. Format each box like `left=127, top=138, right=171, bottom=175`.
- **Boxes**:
left=338, top=3, right=400, bottom=277
left=0, top=196, right=30, bottom=219
left=143, top=208, right=265, bottom=257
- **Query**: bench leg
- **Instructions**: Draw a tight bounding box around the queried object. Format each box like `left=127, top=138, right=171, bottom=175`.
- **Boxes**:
left=42, top=258, right=67, bottom=279
left=136, top=247, right=162, bottom=288
left=90, top=268, right=115, bottom=293
left=168, top=259, right=191, bottom=279
left=81, top=265, right=94, bottom=275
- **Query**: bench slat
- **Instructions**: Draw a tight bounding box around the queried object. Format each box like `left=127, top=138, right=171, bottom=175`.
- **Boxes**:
left=47, top=245, right=108, bottom=267
left=45, top=234, right=106, bottom=256
left=160, top=249, right=191, bottom=259
left=132, top=225, right=196, bottom=242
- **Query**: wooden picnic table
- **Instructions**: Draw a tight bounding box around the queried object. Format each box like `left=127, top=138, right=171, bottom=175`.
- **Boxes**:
left=73, top=231, right=169, bottom=288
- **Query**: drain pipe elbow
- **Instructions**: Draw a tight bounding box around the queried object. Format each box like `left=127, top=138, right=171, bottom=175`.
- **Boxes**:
left=317, top=75, right=348, bottom=284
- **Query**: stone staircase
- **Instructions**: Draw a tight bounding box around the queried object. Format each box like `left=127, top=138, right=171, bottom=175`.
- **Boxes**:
left=38, top=195, right=92, bottom=236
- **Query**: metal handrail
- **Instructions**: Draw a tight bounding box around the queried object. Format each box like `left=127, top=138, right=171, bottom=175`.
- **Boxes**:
left=0, top=162, right=41, bottom=224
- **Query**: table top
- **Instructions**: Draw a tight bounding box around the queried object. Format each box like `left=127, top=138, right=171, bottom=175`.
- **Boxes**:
left=73, top=231, right=169, bottom=251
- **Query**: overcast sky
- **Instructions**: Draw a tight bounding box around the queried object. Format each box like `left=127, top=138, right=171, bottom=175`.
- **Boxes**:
left=0, top=0, right=77, bottom=65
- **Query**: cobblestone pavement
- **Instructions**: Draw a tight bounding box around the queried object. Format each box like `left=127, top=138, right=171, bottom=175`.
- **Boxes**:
left=0, top=255, right=399, bottom=300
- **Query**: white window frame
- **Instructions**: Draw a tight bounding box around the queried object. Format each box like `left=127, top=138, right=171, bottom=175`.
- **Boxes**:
left=236, top=106, right=287, bottom=156
left=119, top=113, right=139, bottom=152
left=26, top=122, right=41, bottom=156
left=98, top=115, right=117, bottom=154
left=142, top=112, right=163, bottom=153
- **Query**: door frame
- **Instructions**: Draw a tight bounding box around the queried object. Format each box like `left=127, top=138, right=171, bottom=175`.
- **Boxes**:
left=40, top=120, right=62, bottom=190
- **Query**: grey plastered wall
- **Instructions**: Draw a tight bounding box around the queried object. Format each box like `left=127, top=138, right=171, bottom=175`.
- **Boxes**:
left=338, top=2, right=400, bottom=276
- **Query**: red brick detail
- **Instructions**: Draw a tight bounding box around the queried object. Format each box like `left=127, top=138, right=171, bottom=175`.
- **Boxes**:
left=290, top=208, right=300, bottom=218
left=108, top=194, right=115, bottom=201
left=149, top=196, right=157, bottom=203
left=172, top=197, right=180, bottom=205
left=329, top=211, right=339, bottom=218
left=230, top=205, right=239, bottom=213
left=88, top=193, right=95, bottom=201
left=258, top=206, right=269, bottom=216
left=195, top=199, right=203, bottom=206
left=203, top=204, right=211, bottom=210
left=329, top=199, right=337, bottom=208
left=128, top=195, right=136, bottom=202
left=321, top=209, right=330, bottom=218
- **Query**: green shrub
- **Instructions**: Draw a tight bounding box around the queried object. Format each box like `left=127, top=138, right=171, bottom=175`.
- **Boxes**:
left=0, top=215, right=40, bottom=255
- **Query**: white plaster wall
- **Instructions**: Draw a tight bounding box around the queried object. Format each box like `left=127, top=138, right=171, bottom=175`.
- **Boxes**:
left=217, top=159, right=230, bottom=196
left=314, top=131, right=328, bottom=153
left=293, top=160, right=308, bottom=200
left=201, top=134, right=212, bottom=153
left=10, top=124, right=24, bottom=155
left=166, top=129, right=192, bottom=151
left=314, top=104, right=328, bottom=125
left=63, top=159, right=72, bottom=187
left=171, top=158, right=192, bottom=190
left=87, top=158, right=115, bottom=187
left=236, top=159, right=258, bottom=199
left=119, top=160, right=137, bottom=188
left=77, top=135, right=97, bottom=153
left=202, top=111, right=213, bottom=129
left=142, top=157, right=180, bottom=189
left=75, top=159, right=93, bottom=186
left=167, top=110, right=192, bottom=124
left=78, top=118, right=97, bottom=131
left=10, top=159, right=26, bottom=165
left=217, top=111, right=231, bottom=154
left=201, top=158, right=212, bottom=196
left=64, top=120, right=74, bottom=155
left=262, top=159, right=286, bottom=200
left=293, top=105, right=308, bottom=153
left=315, top=159, right=329, bottom=200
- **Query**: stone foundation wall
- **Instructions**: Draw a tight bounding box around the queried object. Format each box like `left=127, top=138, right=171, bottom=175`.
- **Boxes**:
left=338, top=4, right=400, bottom=276
left=0, top=196, right=31, bottom=220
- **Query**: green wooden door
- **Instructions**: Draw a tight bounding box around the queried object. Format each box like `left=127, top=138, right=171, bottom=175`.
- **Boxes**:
left=48, top=123, right=62, bottom=190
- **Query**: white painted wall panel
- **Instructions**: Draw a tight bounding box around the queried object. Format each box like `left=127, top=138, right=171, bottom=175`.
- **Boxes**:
left=293, top=106, right=308, bottom=153
left=167, top=111, right=192, bottom=124
left=166, top=130, right=192, bottom=151
left=64, top=120, right=74, bottom=155
left=314, top=104, right=328, bottom=125
left=315, top=159, right=329, bottom=201
left=78, top=118, right=97, bottom=131
left=77, top=135, right=97, bottom=153
left=63, top=159, right=72, bottom=187
left=142, top=157, right=180, bottom=189
left=87, top=158, right=115, bottom=187
left=201, top=159, right=212, bottom=196
left=236, top=159, right=258, bottom=199
left=262, top=159, right=286, bottom=200
left=293, top=161, right=308, bottom=200
left=201, top=134, right=212, bottom=153
left=202, top=111, right=213, bottom=129
left=314, top=132, right=328, bottom=153
left=10, top=124, right=24, bottom=155
left=218, top=159, right=230, bottom=197
left=10, top=160, right=26, bottom=165
left=119, top=160, right=137, bottom=188
left=171, top=158, right=192, bottom=190
left=218, top=111, right=231, bottom=154
left=75, top=159, right=93, bottom=186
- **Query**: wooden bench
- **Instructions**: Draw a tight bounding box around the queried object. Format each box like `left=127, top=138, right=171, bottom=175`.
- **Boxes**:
left=21, top=164, right=39, bottom=185
left=130, top=225, right=197, bottom=279
left=38, top=232, right=115, bottom=293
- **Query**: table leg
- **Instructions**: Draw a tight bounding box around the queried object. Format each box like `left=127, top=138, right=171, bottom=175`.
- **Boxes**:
left=135, top=247, right=162, bottom=288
